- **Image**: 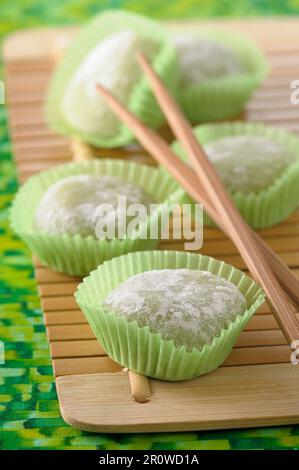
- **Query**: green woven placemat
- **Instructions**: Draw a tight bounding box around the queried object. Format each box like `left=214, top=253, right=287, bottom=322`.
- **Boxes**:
left=1, top=1, right=299, bottom=450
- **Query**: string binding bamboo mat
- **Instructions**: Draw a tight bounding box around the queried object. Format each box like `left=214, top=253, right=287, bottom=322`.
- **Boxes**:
left=3, top=19, right=299, bottom=433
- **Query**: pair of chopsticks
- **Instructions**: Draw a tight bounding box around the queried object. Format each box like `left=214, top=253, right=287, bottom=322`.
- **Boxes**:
left=96, top=54, right=299, bottom=348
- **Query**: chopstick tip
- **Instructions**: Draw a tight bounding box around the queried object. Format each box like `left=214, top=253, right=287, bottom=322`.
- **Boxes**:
left=96, top=82, right=105, bottom=94
left=96, top=83, right=113, bottom=102
left=136, top=51, right=149, bottom=69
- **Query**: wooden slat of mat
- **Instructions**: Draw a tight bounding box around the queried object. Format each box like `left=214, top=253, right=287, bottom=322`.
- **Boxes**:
left=47, top=325, right=287, bottom=348
left=39, top=282, right=78, bottom=296
left=14, top=139, right=70, bottom=153
left=52, top=345, right=291, bottom=377
left=47, top=324, right=96, bottom=341
left=51, top=339, right=105, bottom=358
left=50, top=329, right=289, bottom=360
left=34, top=255, right=299, bottom=286
left=163, top=236, right=299, bottom=255
left=205, top=225, right=299, bottom=240
left=44, top=310, right=297, bottom=331
left=45, top=310, right=86, bottom=325
left=4, top=21, right=299, bottom=411
left=35, top=267, right=80, bottom=284
left=42, top=296, right=78, bottom=312
left=53, top=356, right=122, bottom=377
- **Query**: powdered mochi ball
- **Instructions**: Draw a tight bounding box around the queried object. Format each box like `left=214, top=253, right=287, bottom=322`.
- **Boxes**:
left=35, top=175, right=154, bottom=238
left=61, top=29, right=161, bottom=138
left=103, top=269, right=246, bottom=351
left=174, top=35, right=244, bottom=86
left=204, top=135, right=297, bottom=194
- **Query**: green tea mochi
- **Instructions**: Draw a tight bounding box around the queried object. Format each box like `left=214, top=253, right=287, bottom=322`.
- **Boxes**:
left=174, top=35, right=244, bottom=86
left=35, top=174, right=154, bottom=238
left=61, top=29, right=160, bottom=138
left=103, top=268, right=246, bottom=351
left=204, top=135, right=297, bottom=194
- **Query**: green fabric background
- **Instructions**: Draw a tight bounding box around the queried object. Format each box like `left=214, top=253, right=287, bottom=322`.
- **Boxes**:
left=1, top=0, right=299, bottom=450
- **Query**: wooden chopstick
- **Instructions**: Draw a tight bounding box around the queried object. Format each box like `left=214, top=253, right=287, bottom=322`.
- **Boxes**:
left=97, top=79, right=299, bottom=308
left=96, top=86, right=299, bottom=343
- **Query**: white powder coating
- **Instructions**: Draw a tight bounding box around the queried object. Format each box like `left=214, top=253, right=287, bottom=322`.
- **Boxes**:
left=35, top=175, right=154, bottom=238
left=103, top=268, right=246, bottom=351
left=61, top=29, right=160, bottom=138
left=174, top=35, right=244, bottom=86
left=204, top=135, right=297, bottom=194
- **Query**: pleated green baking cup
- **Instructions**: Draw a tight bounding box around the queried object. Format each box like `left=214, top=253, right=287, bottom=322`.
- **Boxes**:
left=45, top=10, right=178, bottom=148
left=10, top=160, right=180, bottom=276
left=75, top=250, right=265, bottom=381
left=175, top=29, right=267, bottom=123
left=168, top=121, right=299, bottom=229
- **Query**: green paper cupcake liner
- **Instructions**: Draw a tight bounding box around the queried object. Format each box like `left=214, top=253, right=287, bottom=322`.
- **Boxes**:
left=167, top=121, right=299, bottom=229
left=10, top=159, right=180, bottom=276
left=174, top=29, right=267, bottom=123
left=75, top=250, right=265, bottom=381
left=45, top=10, right=178, bottom=148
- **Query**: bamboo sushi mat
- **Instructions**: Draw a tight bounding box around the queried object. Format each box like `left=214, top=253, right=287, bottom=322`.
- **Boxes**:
left=3, top=19, right=299, bottom=435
